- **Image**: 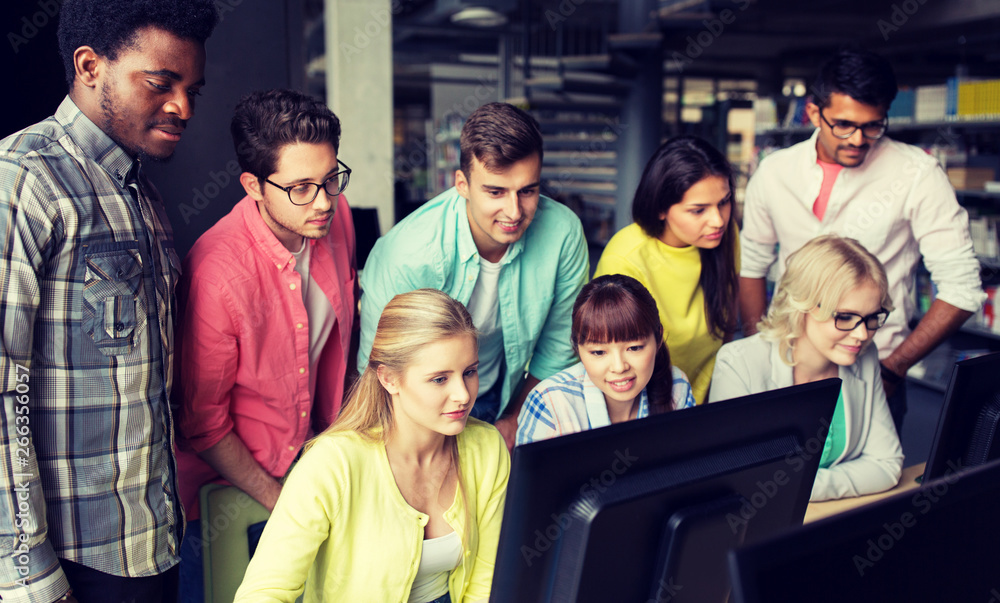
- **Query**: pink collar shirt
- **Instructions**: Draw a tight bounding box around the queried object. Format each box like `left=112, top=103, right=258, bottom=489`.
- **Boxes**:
left=174, top=194, right=356, bottom=519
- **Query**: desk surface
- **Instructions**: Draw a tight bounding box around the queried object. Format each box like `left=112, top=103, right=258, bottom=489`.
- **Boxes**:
left=803, top=463, right=925, bottom=524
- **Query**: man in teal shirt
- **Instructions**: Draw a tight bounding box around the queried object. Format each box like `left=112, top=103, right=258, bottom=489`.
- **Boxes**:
left=359, top=102, right=588, bottom=450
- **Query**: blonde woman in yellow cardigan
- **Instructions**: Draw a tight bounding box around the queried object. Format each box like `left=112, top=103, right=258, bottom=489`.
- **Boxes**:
left=596, top=136, right=740, bottom=404
left=235, top=289, right=509, bottom=603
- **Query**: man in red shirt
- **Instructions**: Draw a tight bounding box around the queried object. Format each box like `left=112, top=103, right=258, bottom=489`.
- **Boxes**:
left=173, top=89, right=357, bottom=601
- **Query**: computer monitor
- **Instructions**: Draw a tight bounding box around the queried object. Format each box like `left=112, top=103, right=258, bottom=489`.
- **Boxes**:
left=728, top=458, right=1000, bottom=603
left=922, top=351, right=1000, bottom=483
left=490, top=378, right=841, bottom=603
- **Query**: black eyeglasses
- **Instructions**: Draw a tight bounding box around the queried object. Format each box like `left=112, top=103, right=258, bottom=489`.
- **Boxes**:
left=832, top=308, right=890, bottom=332
left=818, top=109, right=888, bottom=140
left=264, top=159, right=351, bottom=206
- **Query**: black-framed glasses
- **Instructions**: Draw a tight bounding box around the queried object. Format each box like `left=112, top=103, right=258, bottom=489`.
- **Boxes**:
left=264, top=159, right=351, bottom=206
left=832, top=308, right=890, bottom=332
left=818, top=109, right=888, bottom=140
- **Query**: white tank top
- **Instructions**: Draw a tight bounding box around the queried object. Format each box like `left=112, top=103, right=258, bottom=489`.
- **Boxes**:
left=407, top=531, right=463, bottom=603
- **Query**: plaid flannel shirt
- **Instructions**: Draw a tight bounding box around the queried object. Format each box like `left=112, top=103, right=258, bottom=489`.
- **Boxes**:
left=516, top=361, right=697, bottom=446
left=0, top=97, right=183, bottom=603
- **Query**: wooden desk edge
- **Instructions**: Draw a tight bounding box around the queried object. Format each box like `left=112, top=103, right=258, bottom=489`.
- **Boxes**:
left=803, top=463, right=925, bottom=524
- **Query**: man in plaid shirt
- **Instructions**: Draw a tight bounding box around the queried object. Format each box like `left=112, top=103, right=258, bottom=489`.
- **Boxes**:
left=0, top=1, right=218, bottom=601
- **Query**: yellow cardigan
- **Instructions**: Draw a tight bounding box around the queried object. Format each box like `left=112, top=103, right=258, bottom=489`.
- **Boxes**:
left=234, top=419, right=510, bottom=602
left=595, top=223, right=740, bottom=404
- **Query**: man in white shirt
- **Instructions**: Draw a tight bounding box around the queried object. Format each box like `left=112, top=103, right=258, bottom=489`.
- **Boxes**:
left=739, top=47, right=985, bottom=436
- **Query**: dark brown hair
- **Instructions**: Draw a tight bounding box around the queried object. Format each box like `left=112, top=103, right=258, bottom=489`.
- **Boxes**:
left=231, top=88, right=342, bottom=180
left=631, top=135, right=739, bottom=339
left=459, top=102, right=543, bottom=177
left=572, top=274, right=676, bottom=414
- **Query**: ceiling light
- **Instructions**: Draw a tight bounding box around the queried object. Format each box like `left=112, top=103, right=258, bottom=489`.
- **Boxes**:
left=450, top=6, right=508, bottom=27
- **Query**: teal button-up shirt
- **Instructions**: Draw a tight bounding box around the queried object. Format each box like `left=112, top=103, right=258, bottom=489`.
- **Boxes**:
left=359, top=188, right=588, bottom=416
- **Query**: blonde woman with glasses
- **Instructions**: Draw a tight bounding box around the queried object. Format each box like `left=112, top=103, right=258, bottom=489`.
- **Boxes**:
left=709, top=235, right=902, bottom=501
left=235, top=289, right=509, bottom=603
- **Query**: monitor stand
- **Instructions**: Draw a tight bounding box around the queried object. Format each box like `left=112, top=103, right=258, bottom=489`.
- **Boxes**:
left=650, top=494, right=746, bottom=603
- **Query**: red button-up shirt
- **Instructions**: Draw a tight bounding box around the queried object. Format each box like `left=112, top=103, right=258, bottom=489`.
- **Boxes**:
left=174, top=194, right=356, bottom=519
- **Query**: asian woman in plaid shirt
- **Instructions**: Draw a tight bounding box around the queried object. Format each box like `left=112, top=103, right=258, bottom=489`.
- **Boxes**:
left=516, top=274, right=696, bottom=445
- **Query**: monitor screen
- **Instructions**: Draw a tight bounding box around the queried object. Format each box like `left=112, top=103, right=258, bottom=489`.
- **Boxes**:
left=491, top=378, right=841, bottom=603
left=729, top=458, right=1000, bottom=603
left=923, top=351, right=1000, bottom=484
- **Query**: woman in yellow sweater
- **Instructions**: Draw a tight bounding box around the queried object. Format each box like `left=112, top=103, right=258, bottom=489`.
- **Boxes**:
left=595, top=136, right=739, bottom=404
left=234, top=289, right=510, bottom=603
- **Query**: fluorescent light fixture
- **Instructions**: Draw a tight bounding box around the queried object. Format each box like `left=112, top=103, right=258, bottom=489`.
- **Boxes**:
left=450, top=6, right=508, bottom=27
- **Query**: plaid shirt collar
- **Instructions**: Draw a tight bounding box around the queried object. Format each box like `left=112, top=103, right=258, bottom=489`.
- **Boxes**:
left=55, top=96, right=138, bottom=187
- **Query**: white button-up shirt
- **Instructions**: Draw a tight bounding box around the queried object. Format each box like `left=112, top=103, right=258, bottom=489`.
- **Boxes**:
left=741, top=129, right=985, bottom=358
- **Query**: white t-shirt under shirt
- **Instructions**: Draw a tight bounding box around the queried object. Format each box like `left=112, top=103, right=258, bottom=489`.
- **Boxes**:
left=465, top=253, right=504, bottom=397
left=290, top=239, right=336, bottom=399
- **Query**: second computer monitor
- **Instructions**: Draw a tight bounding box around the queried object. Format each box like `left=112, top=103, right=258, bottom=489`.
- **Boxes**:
left=922, top=351, right=1000, bottom=484
left=729, top=458, right=1000, bottom=603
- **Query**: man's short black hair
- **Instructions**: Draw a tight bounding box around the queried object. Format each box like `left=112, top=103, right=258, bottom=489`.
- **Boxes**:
left=812, top=47, right=898, bottom=110
left=58, top=0, right=220, bottom=89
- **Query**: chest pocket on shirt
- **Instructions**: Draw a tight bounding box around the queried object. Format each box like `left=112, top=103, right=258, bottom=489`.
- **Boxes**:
left=81, top=244, right=146, bottom=356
